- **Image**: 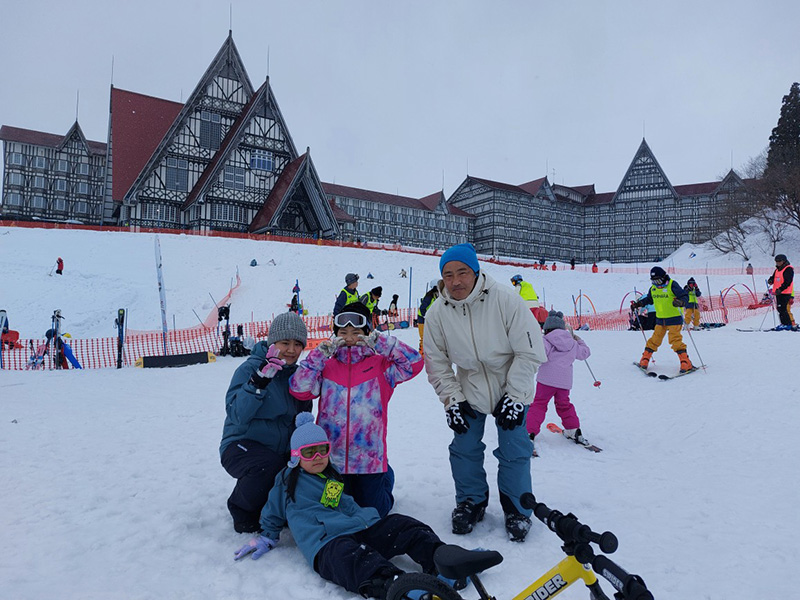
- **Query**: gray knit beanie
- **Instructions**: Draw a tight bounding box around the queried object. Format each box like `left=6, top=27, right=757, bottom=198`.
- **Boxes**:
left=288, top=412, right=329, bottom=467
left=543, top=310, right=566, bottom=331
left=345, top=273, right=359, bottom=285
left=267, top=311, right=308, bottom=346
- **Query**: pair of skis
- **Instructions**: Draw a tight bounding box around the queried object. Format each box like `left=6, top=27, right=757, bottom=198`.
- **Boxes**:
left=633, top=362, right=699, bottom=380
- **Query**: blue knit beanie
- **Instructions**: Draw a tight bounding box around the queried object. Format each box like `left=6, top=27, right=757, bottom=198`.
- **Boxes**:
left=439, top=243, right=480, bottom=275
left=288, top=413, right=329, bottom=467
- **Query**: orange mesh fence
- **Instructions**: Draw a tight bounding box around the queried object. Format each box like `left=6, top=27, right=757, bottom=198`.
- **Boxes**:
left=0, top=309, right=417, bottom=370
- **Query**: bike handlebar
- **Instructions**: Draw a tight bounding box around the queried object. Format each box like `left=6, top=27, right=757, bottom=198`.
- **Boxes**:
left=520, top=493, right=654, bottom=600
left=521, top=493, right=618, bottom=553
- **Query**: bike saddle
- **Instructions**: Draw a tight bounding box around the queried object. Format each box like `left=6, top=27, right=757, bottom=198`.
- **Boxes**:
left=433, top=544, right=503, bottom=580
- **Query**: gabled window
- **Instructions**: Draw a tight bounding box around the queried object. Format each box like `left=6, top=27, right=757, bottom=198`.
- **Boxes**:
left=34, top=156, right=47, bottom=169
left=200, top=111, right=221, bottom=150
left=32, top=195, right=47, bottom=209
left=77, top=182, right=89, bottom=195
left=250, top=149, right=274, bottom=172
left=223, top=166, right=245, bottom=191
left=9, top=153, right=24, bottom=166
left=166, top=157, right=189, bottom=191
left=54, top=198, right=67, bottom=211
left=74, top=201, right=89, bottom=214
left=34, top=176, right=46, bottom=189
left=77, top=163, right=90, bottom=176
left=56, top=159, right=69, bottom=172
left=55, top=179, right=68, bottom=192
left=8, top=173, right=23, bottom=186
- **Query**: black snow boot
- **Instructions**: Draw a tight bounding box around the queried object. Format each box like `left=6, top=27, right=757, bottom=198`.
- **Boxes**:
left=504, top=512, right=532, bottom=542
left=451, top=499, right=487, bottom=535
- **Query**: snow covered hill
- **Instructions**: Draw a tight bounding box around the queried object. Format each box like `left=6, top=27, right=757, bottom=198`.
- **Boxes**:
left=2, top=224, right=799, bottom=599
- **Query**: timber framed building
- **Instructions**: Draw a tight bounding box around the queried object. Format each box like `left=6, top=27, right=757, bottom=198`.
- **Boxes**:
left=1, top=34, right=749, bottom=262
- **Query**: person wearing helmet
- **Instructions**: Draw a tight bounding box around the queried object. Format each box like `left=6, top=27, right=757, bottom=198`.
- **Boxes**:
left=416, top=279, right=440, bottom=354
left=631, top=266, right=693, bottom=373
left=768, top=254, right=795, bottom=330
left=511, top=274, right=546, bottom=327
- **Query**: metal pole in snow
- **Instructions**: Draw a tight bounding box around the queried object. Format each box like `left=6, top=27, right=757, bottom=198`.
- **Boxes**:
left=408, top=267, right=413, bottom=311
left=154, top=236, right=169, bottom=355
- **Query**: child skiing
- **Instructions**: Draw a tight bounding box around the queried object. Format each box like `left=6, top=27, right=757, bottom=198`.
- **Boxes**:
left=220, top=312, right=310, bottom=534
left=683, top=277, right=702, bottom=328
left=234, top=413, right=468, bottom=600
left=290, top=302, right=423, bottom=517
left=631, top=266, right=694, bottom=372
left=526, top=310, right=592, bottom=449
left=56, top=257, right=64, bottom=275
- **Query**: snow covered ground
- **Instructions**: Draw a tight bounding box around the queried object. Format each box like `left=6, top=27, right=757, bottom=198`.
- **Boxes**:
left=2, top=224, right=800, bottom=599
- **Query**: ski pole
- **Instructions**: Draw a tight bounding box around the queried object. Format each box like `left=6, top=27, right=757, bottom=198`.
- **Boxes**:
left=584, top=359, right=601, bottom=387
left=684, top=326, right=707, bottom=371
left=631, top=305, right=655, bottom=364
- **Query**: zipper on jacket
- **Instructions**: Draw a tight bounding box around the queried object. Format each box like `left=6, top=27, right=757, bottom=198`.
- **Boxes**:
left=465, top=302, right=494, bottom=404
left=344, top=347, right=352, bottom=474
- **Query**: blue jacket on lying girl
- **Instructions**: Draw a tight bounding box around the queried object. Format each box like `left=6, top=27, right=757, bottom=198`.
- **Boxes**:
left=234, top=413, right=459, bottom=599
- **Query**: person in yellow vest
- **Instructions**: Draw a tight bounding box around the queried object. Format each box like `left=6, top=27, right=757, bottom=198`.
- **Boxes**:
left=683, top=277, right=702, bottom=328
left=631, top=266, right=694, bottom=373
left=333, top=273, right=360, bottom=316
left=359, top=286, right=383, bottom=329
left=511, top=274, right=547, bottom=327
left=768, top=254, right=795, bottom=330
left=417, top=279, right=440, bottom=353
left=510, top=275, right=539, bottom=307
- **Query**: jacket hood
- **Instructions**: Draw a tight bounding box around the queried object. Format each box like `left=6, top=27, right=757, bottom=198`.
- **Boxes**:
left=545, top=328, right=576, bottom=352
left=438, top=272, right=494, bottom=307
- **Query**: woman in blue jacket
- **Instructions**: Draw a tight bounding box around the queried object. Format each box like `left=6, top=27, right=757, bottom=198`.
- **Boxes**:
left=220, top=312, right=309, bottom=533
left=235, top=413, right=461, bottom=600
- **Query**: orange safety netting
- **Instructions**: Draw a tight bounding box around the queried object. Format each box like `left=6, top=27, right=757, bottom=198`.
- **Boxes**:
left=1, top=309, right=417, bottom=371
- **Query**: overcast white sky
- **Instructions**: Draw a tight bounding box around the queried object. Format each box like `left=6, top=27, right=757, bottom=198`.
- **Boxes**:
left=1, top=0, right=798, bottom=197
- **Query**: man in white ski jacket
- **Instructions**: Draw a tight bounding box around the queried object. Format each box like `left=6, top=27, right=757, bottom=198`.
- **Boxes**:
left=423, top=243, right=546, bottom=542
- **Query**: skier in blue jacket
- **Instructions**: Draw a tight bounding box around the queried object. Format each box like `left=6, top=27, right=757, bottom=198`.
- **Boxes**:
left=234, top=413, right=467, bottom=600
left=220, top=311, right=310, bottom=533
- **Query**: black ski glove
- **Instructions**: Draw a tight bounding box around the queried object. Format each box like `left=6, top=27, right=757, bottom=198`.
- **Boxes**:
left=445, top=401, right=477, bottom=435
left=672, top=298, right=685, bottom=307
left=493, top=394, right=525, bottom=431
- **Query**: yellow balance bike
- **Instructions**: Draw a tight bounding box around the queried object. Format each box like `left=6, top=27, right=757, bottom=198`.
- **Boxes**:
left=386, top=493, right=654, bottom=600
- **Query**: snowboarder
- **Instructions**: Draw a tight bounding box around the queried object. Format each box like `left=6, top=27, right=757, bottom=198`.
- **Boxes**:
left=768, top=254, right=795, bottom=330
left=220, top=312, right=309, bottom=534
left=416, top=279, right=440, bottom=354
left=290, top=301, right=423, bottom=517
left=526, top=311, right=592, bottom=451
left=233, top=413, right=468, bottom=600
left=423, top=243, right=546, bottom=542
left=683, top=277, right=702, bottom=328
left=399, top=268, right=407, bottom=278
left=333, top=273, right=360, bottom=316
left=56, top=257, right=64, bottom=275
left=630, top=266, right=694, bottom=373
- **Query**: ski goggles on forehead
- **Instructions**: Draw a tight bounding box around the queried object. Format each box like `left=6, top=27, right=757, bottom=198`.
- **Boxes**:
left=333, top=311, right=368, bottom=329
left=291, top=442, right=331, bottom=461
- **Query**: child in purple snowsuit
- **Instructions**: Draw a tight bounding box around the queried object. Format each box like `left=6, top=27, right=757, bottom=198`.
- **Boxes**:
left=526, top=310, right=591, bottom=446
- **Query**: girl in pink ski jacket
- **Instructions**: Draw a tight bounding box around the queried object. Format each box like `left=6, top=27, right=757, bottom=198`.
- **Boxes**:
left=290, top=302, right=423, bottom=516
left=526, top=310, right=591, bottom=445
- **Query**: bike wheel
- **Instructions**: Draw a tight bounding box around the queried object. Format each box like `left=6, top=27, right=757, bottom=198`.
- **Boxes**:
left=386, top=573, right=464, bottom=600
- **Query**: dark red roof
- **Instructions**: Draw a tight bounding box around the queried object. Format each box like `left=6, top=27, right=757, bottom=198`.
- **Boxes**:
left=330, top=199, right=356, bottom=222
left=249, top=153, right=307, bottom=233
left=110, top=87, right=183, bottom=202
left=323, top=182, right=474, bottom=218
left=583, top=192, right=615, bottom=206
left=467, top=176, right=528, bottom=195
left=673, top=181, right=721, bottom=196
left=518, top=177, right=547, bottom=196
left=0, top=124, right=106, bottom=155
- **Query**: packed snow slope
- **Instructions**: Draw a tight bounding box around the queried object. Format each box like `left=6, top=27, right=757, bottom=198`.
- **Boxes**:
left=2, top=224, right=800, bottom=599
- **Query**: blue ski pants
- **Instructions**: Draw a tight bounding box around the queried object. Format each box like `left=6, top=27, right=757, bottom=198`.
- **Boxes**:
left=448, top=408, right=533, bottom=516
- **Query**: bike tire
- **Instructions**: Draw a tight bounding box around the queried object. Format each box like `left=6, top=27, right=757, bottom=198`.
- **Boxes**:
left=386, top=573, right=464, bottom=600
